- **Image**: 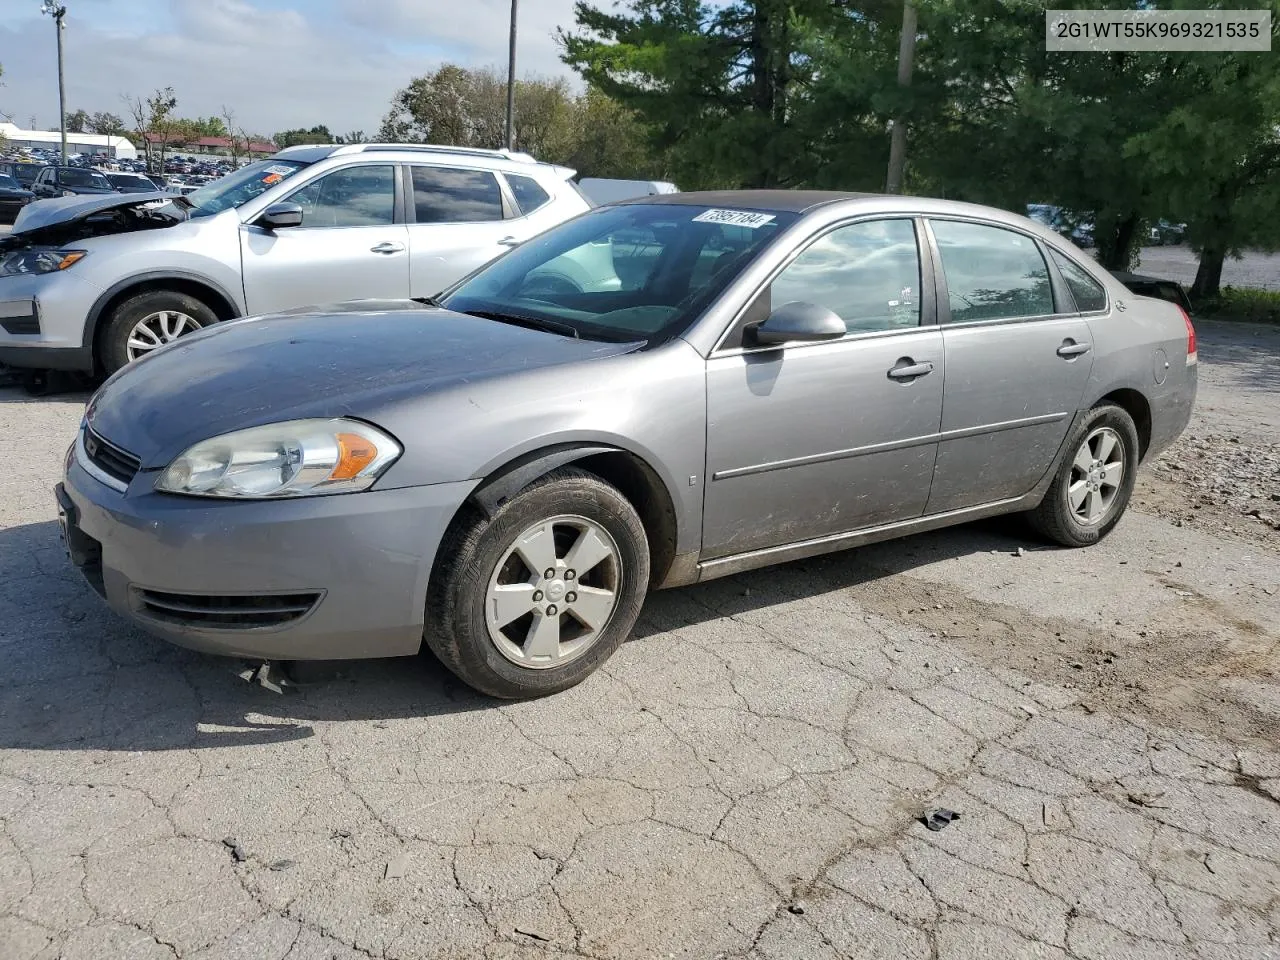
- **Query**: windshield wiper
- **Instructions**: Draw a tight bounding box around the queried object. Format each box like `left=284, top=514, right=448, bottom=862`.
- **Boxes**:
left=461, top=309, right=581, bottom=339
left=412, top=296, right=445, bottom=308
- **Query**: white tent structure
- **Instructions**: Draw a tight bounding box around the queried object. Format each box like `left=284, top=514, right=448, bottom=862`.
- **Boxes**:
left=0, top=122, right=138, bottom=160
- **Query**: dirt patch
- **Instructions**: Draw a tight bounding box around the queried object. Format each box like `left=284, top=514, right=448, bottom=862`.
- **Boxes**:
left=1135, top=431, right=1280, bottom=550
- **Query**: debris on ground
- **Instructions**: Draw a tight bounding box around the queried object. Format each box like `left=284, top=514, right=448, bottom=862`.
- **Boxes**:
left=384, top=854, right=408, bottom=879
left=237, top=660, right=294, bottom=694
left=920, top=808, right=961, bottom=832
left=222, top=836, right=248, bottom=862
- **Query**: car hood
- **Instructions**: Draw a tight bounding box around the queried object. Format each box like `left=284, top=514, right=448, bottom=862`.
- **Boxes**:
left=87, top=303, right=643, bottom=469
left=10, top=190, right=177, bottom=235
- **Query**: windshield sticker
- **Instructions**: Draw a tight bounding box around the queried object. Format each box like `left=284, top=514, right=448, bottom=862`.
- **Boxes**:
left=261, top=173, right=285, bottom=185
left=692, top=209, right=777, bottom=229
left=265, top=165, right=296, bottom=176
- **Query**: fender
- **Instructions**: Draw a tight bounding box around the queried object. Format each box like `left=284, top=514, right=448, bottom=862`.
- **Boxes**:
left=83, top=269, right=244, bottom=344
left=470, top=443, right=620, bottom=519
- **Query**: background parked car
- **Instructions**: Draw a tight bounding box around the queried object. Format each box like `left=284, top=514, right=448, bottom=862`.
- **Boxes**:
left=0, top=174, right=36, bottom=223
left=30, top=165, right=117, bottom=198
left=106, top=172, right=162, bottom=194
left=0, top=143, right=593, bottom=375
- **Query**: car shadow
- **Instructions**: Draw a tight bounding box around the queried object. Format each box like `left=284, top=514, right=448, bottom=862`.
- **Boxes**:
left=1196, top=319, right=1280, bottom=394
left=0, top=512, right=1043, bottom=755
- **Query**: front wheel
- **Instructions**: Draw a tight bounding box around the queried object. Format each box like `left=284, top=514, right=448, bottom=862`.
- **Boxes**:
left=100, top=289, right=218, bottom=374
left=1027, top=403, right=1140, bottom=547
left=425, top=468, right=650, bottom=699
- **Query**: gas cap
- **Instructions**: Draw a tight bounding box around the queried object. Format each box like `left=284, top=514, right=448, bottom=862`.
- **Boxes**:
left=1153, top=348, right=1169, bottom=385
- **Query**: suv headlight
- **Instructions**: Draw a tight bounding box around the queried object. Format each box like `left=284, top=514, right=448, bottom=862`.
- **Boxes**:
left=156, top=419, right=402, bottom=499
left=0, top=249, right=87, bottom=277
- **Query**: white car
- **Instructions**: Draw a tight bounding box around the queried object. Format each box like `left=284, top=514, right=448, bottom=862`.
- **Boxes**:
left=0, top=143, right=593, bottom=374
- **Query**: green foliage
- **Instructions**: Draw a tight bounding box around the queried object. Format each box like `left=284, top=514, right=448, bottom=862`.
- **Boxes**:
left=1194, top=286, right=1280, bottom=324
left=65, top=108, right=89, bottom=134
left=274, top=125, right=334, bottom=149
left=376, top=65, right=660, bottom=179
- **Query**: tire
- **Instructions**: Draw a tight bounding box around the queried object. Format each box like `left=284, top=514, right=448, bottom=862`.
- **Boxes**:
left=1027, top=403, right=1140, bottom=548
left=100, top=289, right=218, bottom=374
left=425, top=467, right=650, bottom=699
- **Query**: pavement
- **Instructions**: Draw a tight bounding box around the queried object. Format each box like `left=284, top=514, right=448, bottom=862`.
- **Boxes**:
left=1, top=329, right=1278, bottom=959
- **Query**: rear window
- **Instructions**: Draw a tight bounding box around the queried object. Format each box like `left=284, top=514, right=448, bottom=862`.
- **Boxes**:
left=506, top=174, right=551, bottom=216
left=412, top=166, right=504, bottom=223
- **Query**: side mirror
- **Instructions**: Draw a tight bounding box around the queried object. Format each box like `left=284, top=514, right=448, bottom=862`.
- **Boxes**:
left=747, top=301, right=846, bottom=347
left=256, top=201, right=304, bottom=230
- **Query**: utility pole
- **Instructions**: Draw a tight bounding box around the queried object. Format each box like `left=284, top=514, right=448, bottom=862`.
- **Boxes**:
left=885, top=1, right=917, bottom=195
left=41, top=1, right=69, bottom=165
left=505, top=0, right=518, bottom=150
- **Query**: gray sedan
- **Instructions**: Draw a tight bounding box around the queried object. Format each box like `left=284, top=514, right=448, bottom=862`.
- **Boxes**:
left=56, top=191, right=1197, bottom=698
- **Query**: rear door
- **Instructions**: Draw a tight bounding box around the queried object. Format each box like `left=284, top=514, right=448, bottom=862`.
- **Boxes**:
left=924, top=218, right=1094, bottom=514
left=239, top=163, right=411, bottom=314
left=403, top=165, right=525, bottom=297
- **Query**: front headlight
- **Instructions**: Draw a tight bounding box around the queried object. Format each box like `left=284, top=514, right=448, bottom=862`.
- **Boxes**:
left=156, top=419, right=402, bottom=499
left=0, top=249, right=87, bottom=277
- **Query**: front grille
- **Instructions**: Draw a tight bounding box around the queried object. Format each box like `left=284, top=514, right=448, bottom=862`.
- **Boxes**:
left=84, top=427, right=141, bottom=486
left=133, top=589, right=322, bottom=629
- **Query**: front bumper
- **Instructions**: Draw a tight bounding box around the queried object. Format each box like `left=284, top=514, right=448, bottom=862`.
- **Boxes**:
left=0, top=271, right=104, bottom=371
left=59, top=440, right=478, bottom=660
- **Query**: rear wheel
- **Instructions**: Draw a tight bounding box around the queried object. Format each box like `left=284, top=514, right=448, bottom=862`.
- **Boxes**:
left=425, top=468, right=650, bottom=699
left=100, top=289, right=218, bottom=374
left=1027, top=403, right=1139, bottom=547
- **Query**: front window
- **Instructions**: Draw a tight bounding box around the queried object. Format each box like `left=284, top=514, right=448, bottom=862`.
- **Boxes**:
left=0, top=175, right=19, bottom=190
left=59, top=168, right=112, bottom=189
left=184, top=159, right=309, bottom=218
left=287, top=165, right=396, bottom=227
left=441, top=203, right=797, bottom=343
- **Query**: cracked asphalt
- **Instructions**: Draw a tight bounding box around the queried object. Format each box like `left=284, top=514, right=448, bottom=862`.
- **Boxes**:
left=2, top=320, right=1278, bottom=960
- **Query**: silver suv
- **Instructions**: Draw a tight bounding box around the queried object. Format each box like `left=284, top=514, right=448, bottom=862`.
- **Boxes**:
left=0, top=144, right=591, bottom=374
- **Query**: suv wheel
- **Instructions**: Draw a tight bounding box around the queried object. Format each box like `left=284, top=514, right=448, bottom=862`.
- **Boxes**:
left=425, top=467, right=650, bottom=699
left=101, top=289, right=218, bottom=374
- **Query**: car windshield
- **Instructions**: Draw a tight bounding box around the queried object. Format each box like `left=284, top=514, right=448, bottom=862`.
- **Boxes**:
left=441, top=203, right=797, bottom=343
left=60, top=168, right=112, bottom=189
left=184, top=159, right=309, bottom=218
left=107, top=174, right=154, bottom=192
left=0, top=175, right=19, bottom=189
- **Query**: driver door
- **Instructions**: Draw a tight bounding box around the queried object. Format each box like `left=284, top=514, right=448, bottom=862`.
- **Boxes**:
left=701, top=218, right=944, bottom=559
left=240, top=164, right=411, bottom=315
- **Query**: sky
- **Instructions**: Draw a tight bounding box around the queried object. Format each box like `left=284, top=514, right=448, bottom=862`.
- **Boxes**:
left=0, top=0, right=584, bottom=139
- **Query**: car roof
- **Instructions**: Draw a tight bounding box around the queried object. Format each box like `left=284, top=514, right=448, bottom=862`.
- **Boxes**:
left=635, top=190, right=881, bottom=213
left=272, top=142, right=572, bottom=176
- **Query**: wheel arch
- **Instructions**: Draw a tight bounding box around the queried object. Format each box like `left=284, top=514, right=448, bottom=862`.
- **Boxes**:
left=86, top=271, right=242, bottom=370
left=1097, top=387, right=1153, bottom=460
left=467, top=442, right=680, bottom=589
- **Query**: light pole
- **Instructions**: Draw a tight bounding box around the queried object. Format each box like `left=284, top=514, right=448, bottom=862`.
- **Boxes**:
left=504, top=0, right=518, bottom=150
left=41, top=0, right=68, bottom=166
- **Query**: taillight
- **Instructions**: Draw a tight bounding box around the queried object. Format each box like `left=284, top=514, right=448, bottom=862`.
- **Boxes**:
left=1178, top=305, right=1197, bottom=364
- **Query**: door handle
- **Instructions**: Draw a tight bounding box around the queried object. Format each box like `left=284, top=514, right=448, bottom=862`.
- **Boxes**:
left=1057, top=339, right=1092, bottom=358
left=497, top=236, right=521, bottom=247
left=887, top=359, right=934, bottom=380
left=370, top=242, right=405, bottom=254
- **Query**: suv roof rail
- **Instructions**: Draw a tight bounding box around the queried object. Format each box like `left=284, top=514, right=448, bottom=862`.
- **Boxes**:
left=332, top=143, right=540, bottom=163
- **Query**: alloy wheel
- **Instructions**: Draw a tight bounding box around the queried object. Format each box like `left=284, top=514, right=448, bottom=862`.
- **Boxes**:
left=126, top=310, right=201, bottom=361
left=1067, top=426, right=1125, bottom=525
left=485, top=515, right=622, bottom=669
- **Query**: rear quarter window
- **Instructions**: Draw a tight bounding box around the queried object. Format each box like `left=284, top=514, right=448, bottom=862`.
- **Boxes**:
left=1049, top=249, right=1108, bottom=312
left=506, top=174, right=552, bottom=216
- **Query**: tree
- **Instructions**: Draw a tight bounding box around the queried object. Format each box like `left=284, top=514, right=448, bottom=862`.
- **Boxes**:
left=124, top=87, right=178, bottom=173
left=87, top=111, right=126, bottom=135
left=221, top=106, right=243, bottom=166
left=377, top=66, right=579, bottom=161
left=66, top=108, right=89, bottom=134
left=561, top=0, right=853, bottom=188
left=273, top=125, right=333, bottom=149
left=1125, top=25, right=1280, bottom=298
left=336, top=130, right=368, bottom=144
